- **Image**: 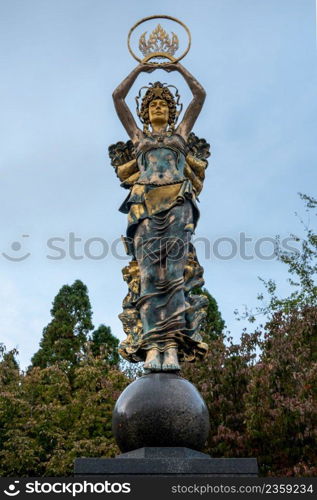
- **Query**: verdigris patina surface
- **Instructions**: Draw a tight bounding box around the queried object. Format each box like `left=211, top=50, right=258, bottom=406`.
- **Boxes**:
left=109, top=17, right=210, bottom=373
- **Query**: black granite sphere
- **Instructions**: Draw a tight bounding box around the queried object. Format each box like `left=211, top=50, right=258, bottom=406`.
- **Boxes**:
left=112, top=372, right=210, bottom=452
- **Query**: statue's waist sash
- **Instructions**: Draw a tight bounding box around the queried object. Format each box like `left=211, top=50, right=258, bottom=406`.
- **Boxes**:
left=144, top=183, right=184, bottom=216
left=119, top=180, right=199, bottom=243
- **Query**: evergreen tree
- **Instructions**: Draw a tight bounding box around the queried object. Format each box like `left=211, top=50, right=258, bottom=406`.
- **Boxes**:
left=89, top=325, right=119, bottom=366
left=0, top=344, right=19, bottom=386
left=0, top=345, right=23, bottom=469
left=0, top=354, right=129, bottom=476
left=192, top=287, right=225, bottom=340
left=31, top=280, right=94, bottom=370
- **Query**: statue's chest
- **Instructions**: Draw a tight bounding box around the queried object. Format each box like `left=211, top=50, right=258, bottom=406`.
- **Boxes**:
left=137, top=147, right=185, bottom=184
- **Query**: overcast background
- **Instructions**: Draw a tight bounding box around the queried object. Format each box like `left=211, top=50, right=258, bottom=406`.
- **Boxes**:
left=1, top=0, right=316, bottom=369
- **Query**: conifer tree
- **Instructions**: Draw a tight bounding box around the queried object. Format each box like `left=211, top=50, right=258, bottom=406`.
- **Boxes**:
left=192, top=287, right=225, bottom=340
left=0, top=344, right=19, bottom=386
left=89, top=325, right=119, bottom=365
left=31, top=280, right=94, bottom=369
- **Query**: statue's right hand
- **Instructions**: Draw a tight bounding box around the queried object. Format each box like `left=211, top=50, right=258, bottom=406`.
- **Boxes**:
left=140, top=63, right=156, bottom=73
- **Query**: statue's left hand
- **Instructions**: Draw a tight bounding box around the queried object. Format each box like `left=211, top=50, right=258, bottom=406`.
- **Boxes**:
left=140, top=63, right=156, bottom=73
left=162, top=62, right=179, bottom=73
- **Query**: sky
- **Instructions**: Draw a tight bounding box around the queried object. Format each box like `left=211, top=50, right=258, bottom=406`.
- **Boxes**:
left=0, top=0, right=316, bottom=369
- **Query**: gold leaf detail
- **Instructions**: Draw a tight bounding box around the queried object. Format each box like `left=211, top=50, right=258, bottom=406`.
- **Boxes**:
left=139, top=24, right=179, bottom=57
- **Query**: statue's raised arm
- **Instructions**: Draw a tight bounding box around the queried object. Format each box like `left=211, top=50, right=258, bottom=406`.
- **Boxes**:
left=163, top=62, right=206, bottom=140
left=112, top=62, right=206, bottom=142
left=112, top=64, right=155, bottom=141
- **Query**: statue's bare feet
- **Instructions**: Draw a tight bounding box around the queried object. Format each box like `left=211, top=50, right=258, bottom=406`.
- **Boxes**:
left=144, top=348, right=162, bottom=372
left=162, top=347, right=180, bottom=371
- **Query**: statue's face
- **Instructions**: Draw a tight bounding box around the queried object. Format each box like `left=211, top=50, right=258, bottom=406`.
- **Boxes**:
left=148, top=98, right=169, bottom=127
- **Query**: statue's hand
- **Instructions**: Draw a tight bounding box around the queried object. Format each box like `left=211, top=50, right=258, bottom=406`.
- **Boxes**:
left=162, top=62, right=178, bottom=73
left=140, top=63, right=156, bottom=73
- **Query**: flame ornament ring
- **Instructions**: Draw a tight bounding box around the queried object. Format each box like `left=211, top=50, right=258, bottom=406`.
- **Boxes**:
left=127, top=15, right=191, bottom=66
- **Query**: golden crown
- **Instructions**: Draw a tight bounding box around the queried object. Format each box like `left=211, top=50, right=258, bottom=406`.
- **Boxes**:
left=139, top=24, right=179, bottom=61
left=128, top=15, right=191, bottom=66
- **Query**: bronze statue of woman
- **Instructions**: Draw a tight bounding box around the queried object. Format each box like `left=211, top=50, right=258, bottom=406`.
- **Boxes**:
left=110, top=62, right=210, bottom=372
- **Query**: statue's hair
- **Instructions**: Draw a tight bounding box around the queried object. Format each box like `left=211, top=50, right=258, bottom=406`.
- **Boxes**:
left=136, top=82, right=183, bottom=133
left=139, top=82, right=177, bottom=126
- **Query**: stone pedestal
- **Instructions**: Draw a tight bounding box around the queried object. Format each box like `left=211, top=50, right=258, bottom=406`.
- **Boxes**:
left=74, top=373, right=258, bottom=477
left=74, top=447, right=258, bottom=476
left=112, top=372, right=210, bottom=452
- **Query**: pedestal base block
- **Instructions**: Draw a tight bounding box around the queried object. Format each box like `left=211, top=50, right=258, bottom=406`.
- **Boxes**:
left=74, top=447, right=258, bottom=476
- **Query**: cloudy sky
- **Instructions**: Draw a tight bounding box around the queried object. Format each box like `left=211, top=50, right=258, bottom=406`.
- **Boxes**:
left=1, top=0, right=316, bottom=368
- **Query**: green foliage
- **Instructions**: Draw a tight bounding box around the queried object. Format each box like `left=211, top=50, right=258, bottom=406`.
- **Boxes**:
left=0, top=353, right=129, bottom=476
left=0, top=344, right=19, bottom=386
left=244, top=307, right=317, bottom=476
left=1, top=194, right=316, bottom=477
left=191, top=287, right=225, bottom=340
left=31, top=280, right=94, bottom=370
left=0, top=280, right=130, bottom=476
left=183, top=331, right=258, bottom=456
left=0, top=345, right=21, bottom=456
left=255, top=193, right=317, bottom=316
left=185, top=193, right=317, bottom=476
left=184, top=308, right=317, bottom=476
left=89, top=325, right=119, bottom=365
